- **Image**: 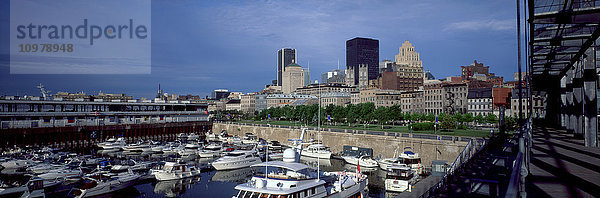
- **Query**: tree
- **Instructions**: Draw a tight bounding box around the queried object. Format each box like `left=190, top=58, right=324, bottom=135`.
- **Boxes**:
left=374, top=106, right=390, bottom=125
left=463, top=113, right=474, bottom=123
left=485, top=114, right=498, bottom=124
left=440, top=116, right=457, bottom=130
left=474, top=114, right=485, bottom=124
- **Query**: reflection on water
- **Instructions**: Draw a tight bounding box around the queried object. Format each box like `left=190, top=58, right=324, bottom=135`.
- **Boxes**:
left=210, top=167, right=256, bottom=183
left=153, top=176, right=202, bottom=197
left=1, top=149, right=400, bottom=198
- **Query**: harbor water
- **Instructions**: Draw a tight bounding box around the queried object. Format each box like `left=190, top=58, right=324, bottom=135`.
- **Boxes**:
left=0, top=143, right=426, bottom=198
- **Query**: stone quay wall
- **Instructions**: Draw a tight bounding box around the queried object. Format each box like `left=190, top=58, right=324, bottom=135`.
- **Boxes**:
left=213, top=122, right=475, bottom=167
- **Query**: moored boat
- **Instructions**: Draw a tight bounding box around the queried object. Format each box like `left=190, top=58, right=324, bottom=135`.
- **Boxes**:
left=384, top=165, right=418, bottom=192
left=211, top=150, right=261, bottom=171
left=152, top=162, right=202, bottom=181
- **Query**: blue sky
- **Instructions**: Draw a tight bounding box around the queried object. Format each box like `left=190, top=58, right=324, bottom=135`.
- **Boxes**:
left=0, top=0, right=519, bottom=99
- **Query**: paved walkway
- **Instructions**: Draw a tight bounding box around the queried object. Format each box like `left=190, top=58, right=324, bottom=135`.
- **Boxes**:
left=527, top=125, right=600, bottom=197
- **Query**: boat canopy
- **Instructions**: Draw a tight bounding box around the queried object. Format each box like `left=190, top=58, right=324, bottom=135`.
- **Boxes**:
left=251, top=161, right=310, bottom=172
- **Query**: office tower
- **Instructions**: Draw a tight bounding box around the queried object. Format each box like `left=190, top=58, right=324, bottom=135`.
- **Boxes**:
left=277, top=48, right=297, bottom=86
left=346, top=37, right=379, bottom=85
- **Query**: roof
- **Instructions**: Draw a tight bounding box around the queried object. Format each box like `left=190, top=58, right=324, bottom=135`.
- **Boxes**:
left=529, top=1, right=600, bottom=90
left=286, top=63, right=302, bottom=67
left=251, top=161, right=310, bottom=172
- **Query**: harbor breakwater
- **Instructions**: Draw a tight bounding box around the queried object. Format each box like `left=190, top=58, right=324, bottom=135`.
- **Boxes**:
left=213, top=122, right=477, bottom=167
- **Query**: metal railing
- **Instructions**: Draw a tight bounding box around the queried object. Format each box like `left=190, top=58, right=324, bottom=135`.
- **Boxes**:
left=504, top=119, right=532, bottom=198
left=419, top=137, right=487, bottom=198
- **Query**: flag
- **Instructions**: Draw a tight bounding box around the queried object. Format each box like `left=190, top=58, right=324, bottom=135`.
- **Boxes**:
left=43, top=117, right=51, bottom=123
left=67, top=117, right=75, bottom=123
left=327, top=115, right=331, bottom=122
left=357, top=158, right=360, bottom=174
left=160, top=115, right=164, bottom=120
left=435, top=115, right=438, bottom=123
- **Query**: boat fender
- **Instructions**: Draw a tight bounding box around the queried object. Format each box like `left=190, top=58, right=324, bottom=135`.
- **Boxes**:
left=255, top=179, right=266, bottom=188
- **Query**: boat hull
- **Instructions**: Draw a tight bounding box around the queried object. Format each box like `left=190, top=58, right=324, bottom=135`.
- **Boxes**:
left=342, top=156, right=378, bottom=168
left=301, top=151, right=332, bottom=159
left=211, top=158, right=261, bottom=171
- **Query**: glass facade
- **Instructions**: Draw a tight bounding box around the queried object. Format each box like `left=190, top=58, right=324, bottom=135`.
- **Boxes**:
left=346, top=37, right=379, bottom=85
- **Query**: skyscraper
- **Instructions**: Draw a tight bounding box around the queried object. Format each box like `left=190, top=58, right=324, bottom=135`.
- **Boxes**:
left=346, top=37, right=379, bottom=85
left=277, top=48, right=297, bottom=86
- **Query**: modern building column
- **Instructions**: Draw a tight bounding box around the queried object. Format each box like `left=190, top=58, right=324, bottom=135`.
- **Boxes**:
left=573, top=61, right=585, bottom=138
left=566, top=68, right=575, bottom=133
left=583, top=47, right=598, bottom=147
left=560, top=76, right=568, bottom=128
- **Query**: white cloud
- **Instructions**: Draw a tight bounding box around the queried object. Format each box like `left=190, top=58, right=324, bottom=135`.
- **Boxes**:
left=443, top=19, right=514, bottom=32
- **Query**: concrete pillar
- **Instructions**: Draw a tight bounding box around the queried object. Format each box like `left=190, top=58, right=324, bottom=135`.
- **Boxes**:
left=560, top=76, right=568, bottom=128
left=573, top=61, right=584, bottom=138
left=566, top=68, right=575, bottom=133
left=583, top=48, right=598, bottom=147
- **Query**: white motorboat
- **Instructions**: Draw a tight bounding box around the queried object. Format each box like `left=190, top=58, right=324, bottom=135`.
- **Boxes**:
left=268, top=141, right=283, bottom=151
left=152, top=162, right=202, bottom=181
left=241, top=133, right=259, bottom=145
left=97, top=137, right=126, bottom=150
left=187, top=133, right=200, bottom=141
left=122, top=141, right=151, bottom=152
left=232, top=148, right=369, bottom=198
left=38, top=167, right=83, bottom=181
left=151, top=145, right=166, bottom=153
left=184, top=142, right=201, bottom=150
left=399, top=151, right=423, bottom=175
left=226, top=136, right=243, bottom=145
left=384, top=165, right=419, bottom=192
left=20, top=177, right=47, bottom=198
left=378, top=158, right=408, bottom=172
left=70, top=171, right=140, bottom=198
left=206, top=131, right=219, bottom=142
left=341, top=155, right=379, bottom=168
left=27, top=163, right=65, bottom=174
left=177, top=144, right=200, bottom=157
left=211, top=150, right=261, bottom=171
left=0, top=159, right=36, bottom=170
left=197, top=144, right=223, bottom=158
left=301, top=144, right=332, bottom=159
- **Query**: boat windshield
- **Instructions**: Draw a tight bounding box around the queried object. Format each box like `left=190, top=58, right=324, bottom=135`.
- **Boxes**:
left=205, top=147, right=221, bottom=151
left=225, top=152, right=246, bottom=157
left=236, top=190, right=310, bottom=198
left=387, top=169, right=413, bottom=180
left=255, top=166, right=314, bottom=180
left=402, top=158, right=421, bottom=165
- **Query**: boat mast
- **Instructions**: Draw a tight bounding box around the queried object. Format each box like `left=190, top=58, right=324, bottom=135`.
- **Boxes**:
left=265, top=143, right=268, bottom=179
left=317, top=80, right=320, bottom=180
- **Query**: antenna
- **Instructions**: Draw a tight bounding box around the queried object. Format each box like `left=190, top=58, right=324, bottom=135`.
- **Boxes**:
left=37, top=83, right=51, bottom=99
